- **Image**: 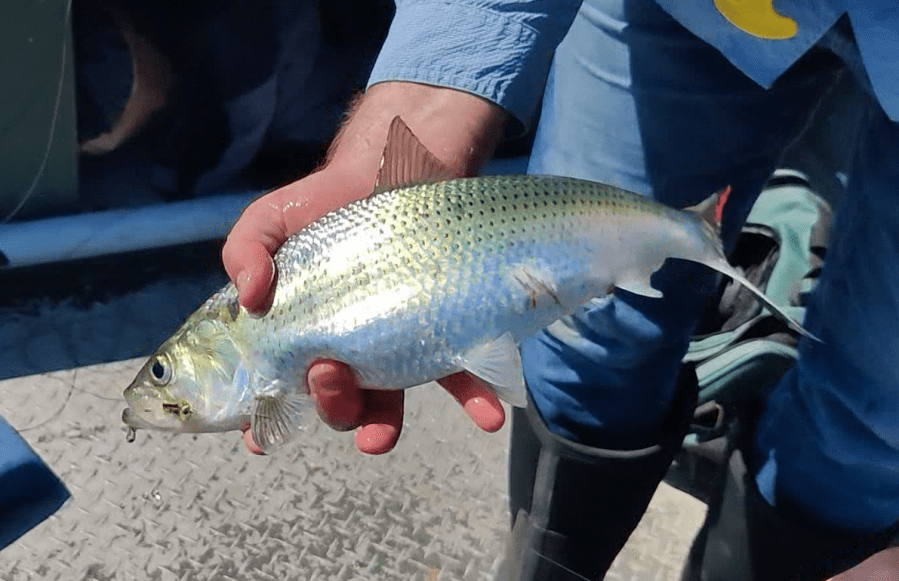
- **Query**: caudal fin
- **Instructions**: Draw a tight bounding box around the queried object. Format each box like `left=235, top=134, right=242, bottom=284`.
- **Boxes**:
left=708, top=258, right=823, bottom=343
left=685, top=186, right=821, bottom=343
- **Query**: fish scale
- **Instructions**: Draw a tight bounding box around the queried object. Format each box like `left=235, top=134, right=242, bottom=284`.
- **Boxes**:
left=122, top=118, right=816, bottom=453
left=221, top=175, right=692, bottom=403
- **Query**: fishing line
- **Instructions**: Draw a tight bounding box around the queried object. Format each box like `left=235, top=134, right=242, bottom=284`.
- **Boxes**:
left=12, top=366, right=124, bottom=433
left=17, top=369, right=77, bottom=432
left=1, top=0, right=74, bottom=225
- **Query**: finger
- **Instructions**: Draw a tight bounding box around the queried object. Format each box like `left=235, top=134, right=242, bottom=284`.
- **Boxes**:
left=222, top=171, right=370, bottom=313
left=226, top=241, right=276, bottom=314
left=437, top=372, right=506, bottom=433
left=222, top=195, right=288, bottom=313
left=307, top=360, right=364, bottom=431
left=354, top=390, right=404, bottom=455
left=242, top=427, right=266, bottom=455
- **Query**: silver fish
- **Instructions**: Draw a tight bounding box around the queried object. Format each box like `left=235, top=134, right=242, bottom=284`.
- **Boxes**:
left=122, top=117, right=817, bottom=452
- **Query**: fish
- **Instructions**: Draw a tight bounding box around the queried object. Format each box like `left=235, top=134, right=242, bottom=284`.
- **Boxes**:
left=122, top=116, right=818, bottom=453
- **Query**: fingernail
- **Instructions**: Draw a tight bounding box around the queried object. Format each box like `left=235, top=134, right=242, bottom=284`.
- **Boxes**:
left=236, top=271, right=251, bottom=295
left=464, top=397, right=505, bottom=433
left=464, top=397, right=485, bottom=421
left=236, top=271, right=267, bottom=319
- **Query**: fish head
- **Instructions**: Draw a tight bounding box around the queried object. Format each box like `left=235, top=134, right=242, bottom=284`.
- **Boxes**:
left=123, top=312, right=248, bottom=433
left=123, top=346, right=197, bottom=432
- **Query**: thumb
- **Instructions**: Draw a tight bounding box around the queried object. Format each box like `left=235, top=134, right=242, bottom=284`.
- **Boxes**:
left=226, top=241, right=276, bottom=314
left=222, top=191, right=288, bottom=313
left=223, top=167, right=374, bottom=313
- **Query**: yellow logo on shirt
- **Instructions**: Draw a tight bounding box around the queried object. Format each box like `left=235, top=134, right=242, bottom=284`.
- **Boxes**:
left=714, top=0, right=798, bottom=40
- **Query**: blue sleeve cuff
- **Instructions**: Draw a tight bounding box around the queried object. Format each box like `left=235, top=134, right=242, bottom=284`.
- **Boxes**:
left=0, top=416, right=69, bottom=550
left=367, top=1, right=580, bottom=132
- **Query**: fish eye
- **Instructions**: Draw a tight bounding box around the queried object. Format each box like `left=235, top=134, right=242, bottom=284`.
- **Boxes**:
left=149, top=356, right=172, bottom=385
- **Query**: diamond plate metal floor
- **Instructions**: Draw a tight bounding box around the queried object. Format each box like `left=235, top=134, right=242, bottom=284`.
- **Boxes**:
left=0, top=244, right=707, bottom=581
left=0, top=360, right=706, bottom=581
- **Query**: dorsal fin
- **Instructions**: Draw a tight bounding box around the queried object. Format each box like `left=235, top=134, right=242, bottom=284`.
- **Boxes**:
left=373, top=116, right=456, bottom=194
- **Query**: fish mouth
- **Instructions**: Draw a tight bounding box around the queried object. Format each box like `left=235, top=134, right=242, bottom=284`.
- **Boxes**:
left=121, top=405, right=240, bottom=434
left=123, top=382, right=181, bottom=431
left=121, top=407, right=171, bottom=430
left=121, top=401, right=184, bottom=432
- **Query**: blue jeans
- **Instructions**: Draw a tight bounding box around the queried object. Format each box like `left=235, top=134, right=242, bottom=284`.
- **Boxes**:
left=522, top=0, right=899, bottom=533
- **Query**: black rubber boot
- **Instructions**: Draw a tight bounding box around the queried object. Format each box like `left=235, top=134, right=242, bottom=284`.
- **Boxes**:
left=682, top=428, right=899, bottom=581
left=496, top=365, right=698, bottom=581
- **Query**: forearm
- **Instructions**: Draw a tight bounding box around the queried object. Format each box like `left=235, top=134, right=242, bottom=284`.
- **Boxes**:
left=327, top=81, right=509, bottom=185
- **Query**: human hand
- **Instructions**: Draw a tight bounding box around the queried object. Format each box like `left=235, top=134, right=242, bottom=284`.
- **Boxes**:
left=223, top=82, right=509, bottom=455
left=226, top=166, right=507, bottom=455
left=239, top=364, right=507, bottom=455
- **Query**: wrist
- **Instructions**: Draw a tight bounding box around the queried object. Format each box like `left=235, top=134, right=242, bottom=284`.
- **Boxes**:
left=327, top=81, right=508, bottom=183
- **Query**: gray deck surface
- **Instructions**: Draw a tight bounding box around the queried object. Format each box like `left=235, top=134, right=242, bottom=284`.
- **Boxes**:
left=0, top=258, right=707, bottom=581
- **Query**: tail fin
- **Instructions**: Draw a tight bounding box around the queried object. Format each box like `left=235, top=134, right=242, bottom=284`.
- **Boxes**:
left=707, top=257, right=823, bottom=343
left=685, top=186, right=822, bottom=343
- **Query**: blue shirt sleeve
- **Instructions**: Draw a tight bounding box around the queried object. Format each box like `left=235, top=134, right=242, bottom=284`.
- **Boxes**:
left=367, top=1, right=582, bottom=132
left=0, top=416, right=69, bottom=550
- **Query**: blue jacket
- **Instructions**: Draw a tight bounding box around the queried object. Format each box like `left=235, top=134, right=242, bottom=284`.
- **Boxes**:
left=655, top=0, right=898, bottom=119
left=368, top=0, right=899, bottom=126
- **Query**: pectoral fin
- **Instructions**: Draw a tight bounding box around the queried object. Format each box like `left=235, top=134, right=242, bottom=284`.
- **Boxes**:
left=459, top=332, right=528, bottom=408
left=250, top=390, right=311, bottom=454
left=510, top=264, right=562, bottom=309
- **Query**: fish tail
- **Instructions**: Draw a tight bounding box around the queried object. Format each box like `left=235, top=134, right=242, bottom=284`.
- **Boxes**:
left=684, top=185, right=821, bottom=342
left=707, top=258, right=823, bottom=344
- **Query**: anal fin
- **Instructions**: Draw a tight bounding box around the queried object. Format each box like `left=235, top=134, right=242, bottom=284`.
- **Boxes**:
left=459, top=332, right=528, bottom=408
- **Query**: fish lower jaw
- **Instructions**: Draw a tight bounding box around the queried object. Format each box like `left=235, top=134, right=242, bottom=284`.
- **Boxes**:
left=122, top=406, right=246, bottom=434
left=121, top=407, right=177, bottom=431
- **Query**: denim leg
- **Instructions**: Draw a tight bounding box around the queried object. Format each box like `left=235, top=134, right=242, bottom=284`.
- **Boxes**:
left=753, top=104, right=899, bottom=533
left=522, top=0, right=841, bottom=447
